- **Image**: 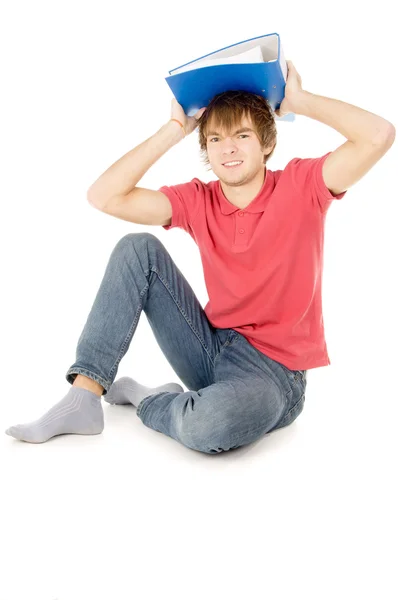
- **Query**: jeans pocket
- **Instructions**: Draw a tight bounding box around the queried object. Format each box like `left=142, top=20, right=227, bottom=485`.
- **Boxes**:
left=222, top=329, right=240, bottom=349
left=214, top=329, right=239, bottom=367
left=280, top=363, right=306, bottom=390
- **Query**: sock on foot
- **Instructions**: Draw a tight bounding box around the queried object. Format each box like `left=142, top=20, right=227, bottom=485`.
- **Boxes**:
left=104, top=376, right=184, bottom=408
left=5, top=386, right=104, bottom=443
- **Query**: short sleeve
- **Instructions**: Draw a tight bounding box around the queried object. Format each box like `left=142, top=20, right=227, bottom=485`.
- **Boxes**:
left=289, top=152, right=348, bottom=212
left=158, top=178, right=203, bottom=234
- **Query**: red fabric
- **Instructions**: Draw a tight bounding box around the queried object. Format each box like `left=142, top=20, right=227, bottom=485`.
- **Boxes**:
left=160, top=152, right=347, bottom=370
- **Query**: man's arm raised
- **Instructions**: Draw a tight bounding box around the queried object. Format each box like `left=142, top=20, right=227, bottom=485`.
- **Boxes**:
left=87, top=100, right=206, bottom=225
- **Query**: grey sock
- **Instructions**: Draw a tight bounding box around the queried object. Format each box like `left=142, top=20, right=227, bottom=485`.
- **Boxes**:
left=104, top=376, right=184, bottom=408
left=5, top=386, right=104, bottom=443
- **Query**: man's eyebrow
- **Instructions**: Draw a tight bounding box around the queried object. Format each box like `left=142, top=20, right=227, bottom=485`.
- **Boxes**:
left=206, top=127, right=255, bottom=137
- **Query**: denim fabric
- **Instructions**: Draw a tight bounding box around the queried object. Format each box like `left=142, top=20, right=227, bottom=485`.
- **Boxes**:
left=66, top=233, right=307, bottom=454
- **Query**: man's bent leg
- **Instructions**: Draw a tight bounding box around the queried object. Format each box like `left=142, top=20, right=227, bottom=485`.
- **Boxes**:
left=66, top=232, right=230, bottom=394
left=135, top=372, right=286, bottom=455
left=6, top=233, right=228, bottom=443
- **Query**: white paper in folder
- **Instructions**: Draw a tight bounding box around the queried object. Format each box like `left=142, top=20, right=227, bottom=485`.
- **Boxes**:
left=173, top=45, right=265, bottom=75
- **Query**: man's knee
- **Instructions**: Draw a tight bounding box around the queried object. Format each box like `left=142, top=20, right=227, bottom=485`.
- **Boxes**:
left=117, top=231, right=158, bottom=248
left=177, top=413, right=239, bottom=454
left=112, top=232, right=165, bottom=258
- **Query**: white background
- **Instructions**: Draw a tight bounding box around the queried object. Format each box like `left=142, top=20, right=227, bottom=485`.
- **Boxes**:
left=1, top=1, right=397, bottom=599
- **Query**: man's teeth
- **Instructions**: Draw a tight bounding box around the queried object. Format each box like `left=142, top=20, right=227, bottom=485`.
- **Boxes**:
left=224, top=161, right=242, bottom=166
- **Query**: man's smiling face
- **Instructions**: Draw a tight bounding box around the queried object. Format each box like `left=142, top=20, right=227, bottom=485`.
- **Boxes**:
left=205, top=114, right=273, bottom=188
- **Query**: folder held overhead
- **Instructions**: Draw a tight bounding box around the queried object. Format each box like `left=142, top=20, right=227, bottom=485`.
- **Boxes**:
left=164, top=33, right=295, bottom=123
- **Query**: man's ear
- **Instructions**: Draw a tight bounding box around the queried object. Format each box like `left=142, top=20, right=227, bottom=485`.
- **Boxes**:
left=263, top=142, right=276, bottom=157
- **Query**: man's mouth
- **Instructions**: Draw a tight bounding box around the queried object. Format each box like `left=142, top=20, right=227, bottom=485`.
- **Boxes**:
left=222, top=160, right=243, bottom=169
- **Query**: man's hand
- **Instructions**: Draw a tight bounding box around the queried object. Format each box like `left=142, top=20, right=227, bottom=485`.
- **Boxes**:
left=275, top=60, right=305, bottom=117
left=171, top=98, right=207, bottom=135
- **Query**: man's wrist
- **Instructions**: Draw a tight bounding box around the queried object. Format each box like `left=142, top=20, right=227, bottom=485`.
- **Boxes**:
left=290, top=90, right=312, bottom=116
left=164, top=119, right=185, bottom=142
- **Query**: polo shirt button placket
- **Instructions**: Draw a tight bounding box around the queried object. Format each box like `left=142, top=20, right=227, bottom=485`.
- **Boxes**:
left=239, top=211, right=245, bottom=234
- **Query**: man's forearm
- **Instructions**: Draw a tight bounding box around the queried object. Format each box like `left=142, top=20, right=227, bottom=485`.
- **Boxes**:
left=293, top=91, right=395, bottom=145
left=87, top=119, right=184, bottom=206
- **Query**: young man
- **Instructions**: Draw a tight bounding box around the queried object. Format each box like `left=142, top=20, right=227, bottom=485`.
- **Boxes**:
left=6, top=62, right=395, bottom=453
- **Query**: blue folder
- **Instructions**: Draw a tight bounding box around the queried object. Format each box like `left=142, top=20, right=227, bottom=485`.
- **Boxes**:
left=165, top=33, right=295, bottom=123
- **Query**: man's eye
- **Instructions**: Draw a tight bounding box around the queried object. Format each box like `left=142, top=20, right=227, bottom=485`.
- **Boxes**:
left=210, top=134, right=248, bottom=142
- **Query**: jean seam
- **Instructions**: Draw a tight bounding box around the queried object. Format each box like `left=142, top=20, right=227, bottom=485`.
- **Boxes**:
left=277, top=394, right=305, bottom=428
left=148, top=266, right=216, bottom=367
left=279, top=365, right=305, bottom=395
left=107, top=292, right=145, bottom=382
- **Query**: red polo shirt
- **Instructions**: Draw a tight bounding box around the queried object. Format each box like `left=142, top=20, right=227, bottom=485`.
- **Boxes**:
left=159, top=152, right=347, bottom=370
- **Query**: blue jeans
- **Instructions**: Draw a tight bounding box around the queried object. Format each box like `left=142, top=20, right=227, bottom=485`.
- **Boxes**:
left=66, top=233, right=307, bottom=454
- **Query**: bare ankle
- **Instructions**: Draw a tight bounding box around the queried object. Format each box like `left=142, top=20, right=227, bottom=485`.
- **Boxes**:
left=73, top=375, right=104, bottom=396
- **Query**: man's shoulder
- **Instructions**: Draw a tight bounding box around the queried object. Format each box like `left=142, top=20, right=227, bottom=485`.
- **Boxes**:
left=271, top=155, right=326, bottom=186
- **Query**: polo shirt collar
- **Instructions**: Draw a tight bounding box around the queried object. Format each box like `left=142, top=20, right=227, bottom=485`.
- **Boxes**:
left=217, top=167, right=271, bottom=215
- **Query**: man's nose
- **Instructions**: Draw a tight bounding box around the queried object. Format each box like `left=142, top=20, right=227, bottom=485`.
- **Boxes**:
left=221, top=138, right=238, bottom=153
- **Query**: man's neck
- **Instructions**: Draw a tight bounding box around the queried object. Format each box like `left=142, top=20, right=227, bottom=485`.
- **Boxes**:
left=220, top=167, right=266, bottom=209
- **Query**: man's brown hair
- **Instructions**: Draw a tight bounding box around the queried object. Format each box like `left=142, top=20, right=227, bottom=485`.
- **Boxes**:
left=196, top=90, right=277, bottom=170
